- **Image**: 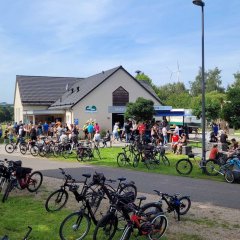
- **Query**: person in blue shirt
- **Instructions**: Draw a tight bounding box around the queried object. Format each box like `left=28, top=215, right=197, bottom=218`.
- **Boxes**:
left=87, top=123, right=94, bottom=140
left=43, top=121, right=49, bottom=136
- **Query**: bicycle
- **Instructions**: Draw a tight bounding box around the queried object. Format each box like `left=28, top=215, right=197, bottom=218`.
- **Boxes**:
left=175, top=153, right=204, bottom=175
left=205, top=157, right=240, bottom=183
left=0, top=159, right=22, bottom=193
left=1, top=226, right=32, bottom=240
left=93, top=192, right=164, bottom=240
left=45, top=168, right=79, bottom=212
left=153, top=190, right=191, bottom=221
left=59, top=172, right=137, bottom=239
left=58, top=173, right=109, bottom=239
left=2, top=164, right=43, bottom=202
left=119, top=200, right=168, bottom=240
left=154, top=146, right=170, bottom=166
left=117, top=145, right=138, bottom=167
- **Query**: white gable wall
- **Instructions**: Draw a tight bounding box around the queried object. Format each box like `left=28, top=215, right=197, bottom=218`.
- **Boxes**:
left=72, top=68, right=161, bottom=132
left=14, top=82, right=23, bottom=123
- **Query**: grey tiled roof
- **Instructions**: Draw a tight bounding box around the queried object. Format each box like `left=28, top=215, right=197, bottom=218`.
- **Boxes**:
left=17, top=76, right=81, bottom=105
left=49, top=66, right=162, bottom=109
left=49, top=66, right=121, bottom=109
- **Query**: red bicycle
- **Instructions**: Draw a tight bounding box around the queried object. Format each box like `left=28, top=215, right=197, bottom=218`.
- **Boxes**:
left=2, top=165, right=43, bottom=202
left=120, top=201, right=168, bottom=240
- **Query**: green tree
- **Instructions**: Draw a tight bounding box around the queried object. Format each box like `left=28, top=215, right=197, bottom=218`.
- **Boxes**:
left=230, top=71, right=240, bottom=88
left=0, top=105, right=13, bottom=122
left=191, top=92, right=225, bottom=122
left=135, top=72, right=153, bottom=85
left=124, top=97, right=154, bottom=122
left=222, top=87, right=240, bottom=129
left=189, top=67, right=225, bottom=95
left=156, top=82, right=189, bottom=107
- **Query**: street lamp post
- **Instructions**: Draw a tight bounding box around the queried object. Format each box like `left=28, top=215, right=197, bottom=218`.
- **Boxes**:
left=193, top=0, right=206, bottom=165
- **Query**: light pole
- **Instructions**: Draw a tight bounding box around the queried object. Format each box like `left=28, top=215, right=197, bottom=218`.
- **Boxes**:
left=193, top=0, right=206, bottom=165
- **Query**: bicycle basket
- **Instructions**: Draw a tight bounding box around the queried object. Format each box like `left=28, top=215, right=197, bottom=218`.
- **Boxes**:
left=92, top=172, right=106, bottom=184
left=118, top=191, right=135, bottom=205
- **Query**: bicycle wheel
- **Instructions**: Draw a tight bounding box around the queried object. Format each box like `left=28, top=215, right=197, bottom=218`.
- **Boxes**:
left=19, top=143, right=27, bottom=155
left=119, top=225, right=132, bottom=240
left=179, top=196, right=191, bottom=215
left=117, top=153, right=128, bottom=167
left=176, top=159, right=193, bottom=175
left=149, top=213, right=168, bottom=240
left=93, top=213, right=118, bottom=240
left=27, top=171, right=43, bottom=192
left=161, top=155, right=170, bottom=166
left=145, top=158, right=157, bottom=170
left=85, top=185, right=107, bottom=221
left=30, top=145, right=39, bottom=156
left=133, top=154, right=139, bottom=168
left=141, top=202, right=163, bottom=216
left=59, top=212, right=91, bottom=240
left=5, top=143, right=15, bottom=153
left=205, top=160, right=220, bottom=176
left=119, top=183, right=137, bottom=201
left=45, top=189, right=69, bottom=212
left=0, top=177, right=7, bottom=193
left=2, top=180, right=15, bottom=203
left=225, top=170, right=235, bottom=183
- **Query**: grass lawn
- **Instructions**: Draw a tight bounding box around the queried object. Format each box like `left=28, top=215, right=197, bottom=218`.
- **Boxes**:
left=49, top=147, right=224, bottom=182
left=0, top=192, right=167, bottom=240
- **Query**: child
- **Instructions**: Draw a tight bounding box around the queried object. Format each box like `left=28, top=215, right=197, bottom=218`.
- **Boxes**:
left=209, top=144, right=219, bottom=160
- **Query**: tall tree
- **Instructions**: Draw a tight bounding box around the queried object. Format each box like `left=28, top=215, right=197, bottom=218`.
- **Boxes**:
left=135, top=72, right=153, bottom=86
left=189, top=67, right=224, bottom=96
left=124, top=97, right=154, bottom=122
left=191, top=92, right=225, bottom=122
left=222, top=86, right=240, bottom=129
left=156, top=82, right=190, bottom=107
left=231, top=71, right=240, bottom=88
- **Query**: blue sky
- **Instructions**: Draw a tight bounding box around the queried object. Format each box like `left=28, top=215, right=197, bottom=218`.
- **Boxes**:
left=0, top=0, right=240, bottom=103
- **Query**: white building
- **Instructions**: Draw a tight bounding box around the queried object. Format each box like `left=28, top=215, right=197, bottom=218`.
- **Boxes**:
left=14, top=66, right=162, bottom=131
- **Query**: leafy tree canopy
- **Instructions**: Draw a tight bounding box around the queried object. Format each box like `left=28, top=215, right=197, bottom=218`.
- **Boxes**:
left=191, top=91, right=225, bottom=122
left=124, top=97, right=154, bottom=123
left=222, top=86, right=240, bottom=129
left=189, top=67, right=225, bottom=96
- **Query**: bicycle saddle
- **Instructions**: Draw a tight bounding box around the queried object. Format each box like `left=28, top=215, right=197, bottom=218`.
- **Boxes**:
left=118, top=177, right=126, bottom=182
left=137, top=196, right=146, bottom=201
left=82, top=174, right=91, bottom=178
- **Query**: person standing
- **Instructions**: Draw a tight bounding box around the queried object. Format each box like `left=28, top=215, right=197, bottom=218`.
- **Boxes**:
left=162, top=126, right=168, bottom=145
left=43, top=121, right=49, bottom=136
left=87, top=122, right=94, bottom=141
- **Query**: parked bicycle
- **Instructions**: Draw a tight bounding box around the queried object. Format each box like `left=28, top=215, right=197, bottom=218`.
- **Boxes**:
left=0, top=159, right=22, bottom=193
left=93, top=192, right=164, bottom=240
left=2, top=162, right=43, bottom=202
left=153, top=190, right=191, bottom=221
left=117, top=144, right=137, bottom=167
left=175, top=153, right=204, bottom=175
left=119, top=198, right=168, bottom=240
left=59, top=172, right=137, bottom=239
left=205, top=156, right=240, bottom=183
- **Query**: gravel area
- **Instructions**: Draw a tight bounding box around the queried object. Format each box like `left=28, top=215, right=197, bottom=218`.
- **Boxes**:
left=8, top=176, right=240, bottom=240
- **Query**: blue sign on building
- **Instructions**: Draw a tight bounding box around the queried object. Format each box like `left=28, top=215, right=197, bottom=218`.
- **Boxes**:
left=74, top=119, right=79, bottom=125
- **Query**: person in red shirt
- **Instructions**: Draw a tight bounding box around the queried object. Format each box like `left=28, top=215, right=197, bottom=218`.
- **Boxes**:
left=209, top=144, right=219, bottom=160
left=171, top=132, right=179, bottom=153
left=137, top=122, right=146, bottom=141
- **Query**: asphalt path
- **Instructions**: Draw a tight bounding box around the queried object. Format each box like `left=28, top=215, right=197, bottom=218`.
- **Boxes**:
left=1, top=150, right=240, bottom=210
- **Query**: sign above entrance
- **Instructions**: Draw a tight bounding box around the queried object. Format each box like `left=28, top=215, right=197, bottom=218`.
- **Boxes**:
left=108, top=106, right=126, bottom=113
left=154, top=106, right=172, bottom=111
left=85, top=105, right=97, bottom=113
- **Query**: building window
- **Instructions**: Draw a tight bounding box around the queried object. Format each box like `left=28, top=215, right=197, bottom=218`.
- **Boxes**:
left=112, top=86, right=129, bottom=106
